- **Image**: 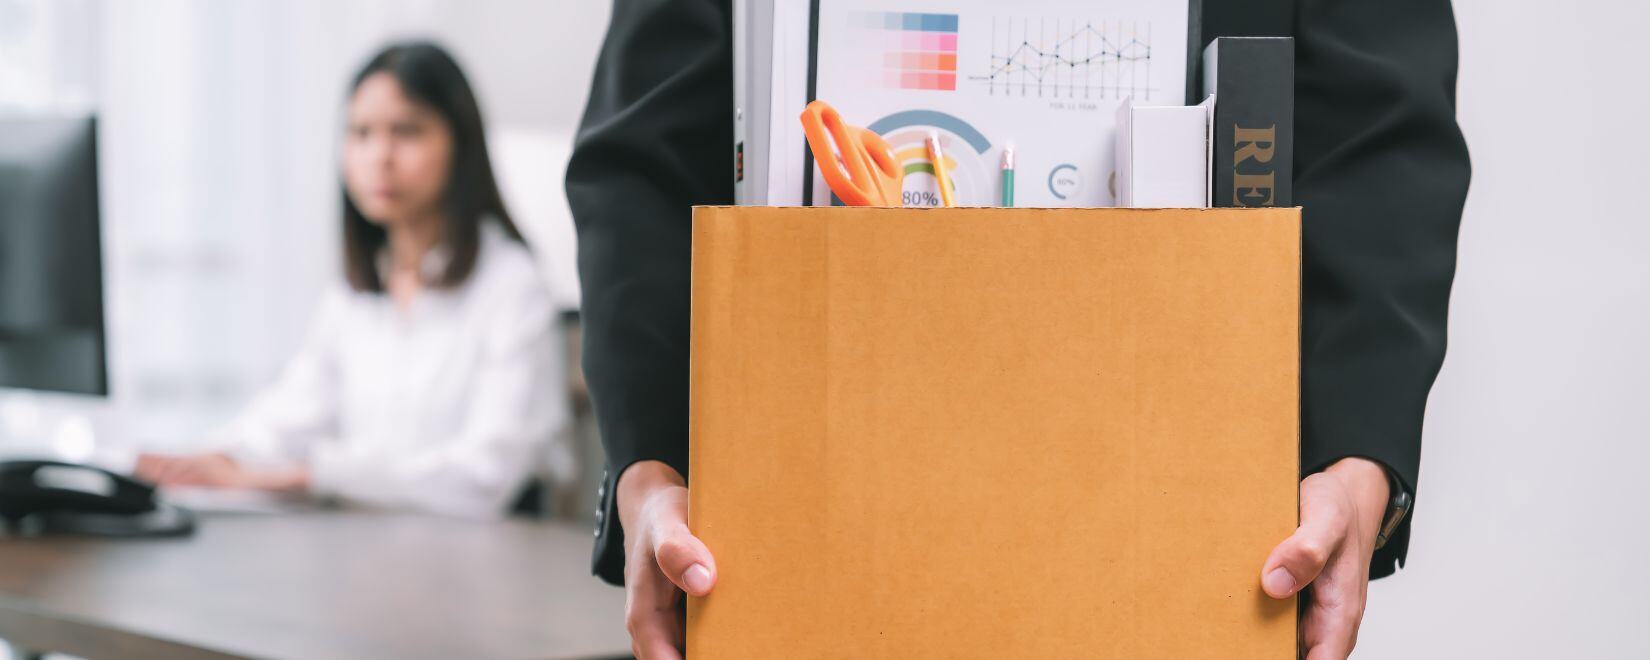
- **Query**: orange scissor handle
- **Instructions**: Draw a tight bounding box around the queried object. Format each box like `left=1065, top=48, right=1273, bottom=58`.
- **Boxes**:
left=800, top=100, right=903, bottom=207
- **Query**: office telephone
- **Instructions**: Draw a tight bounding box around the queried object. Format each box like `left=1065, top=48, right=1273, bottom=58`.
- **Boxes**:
left=0, top=459, right=195, bottom=537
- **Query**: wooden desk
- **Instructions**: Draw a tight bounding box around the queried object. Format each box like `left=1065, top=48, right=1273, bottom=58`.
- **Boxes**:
left=0, top=512, right=631, bottom=659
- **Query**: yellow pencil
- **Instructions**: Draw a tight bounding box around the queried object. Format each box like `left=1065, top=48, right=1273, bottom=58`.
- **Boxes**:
left=925, top=130, right=956, bottom=208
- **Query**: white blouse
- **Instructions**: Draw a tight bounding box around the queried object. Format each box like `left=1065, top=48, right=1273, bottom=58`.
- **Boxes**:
left=213, top=221, right=567, bottom=518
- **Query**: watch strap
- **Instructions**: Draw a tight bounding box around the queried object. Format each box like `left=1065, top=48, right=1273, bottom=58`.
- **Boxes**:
left=1374, top=466, right=1412, bottom=551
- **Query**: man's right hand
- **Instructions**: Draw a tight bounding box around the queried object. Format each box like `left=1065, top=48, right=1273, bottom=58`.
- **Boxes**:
left=617, top=460, right=717, bottom=660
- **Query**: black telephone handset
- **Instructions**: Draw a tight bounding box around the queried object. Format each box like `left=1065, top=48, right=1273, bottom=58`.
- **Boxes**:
left=0, top=459, right=194, bottom=537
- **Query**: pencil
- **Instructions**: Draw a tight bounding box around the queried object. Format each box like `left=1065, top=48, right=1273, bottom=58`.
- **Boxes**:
left=926, top=131, right=956, bottom=208
left=1000, top=146, right=1015, bottom=207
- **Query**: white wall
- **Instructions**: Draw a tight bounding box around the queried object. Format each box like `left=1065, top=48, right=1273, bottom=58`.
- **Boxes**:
left=1357, top=0, right=1650, bottom=657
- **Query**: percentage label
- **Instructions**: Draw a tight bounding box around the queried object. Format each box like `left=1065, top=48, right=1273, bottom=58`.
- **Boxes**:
left=902, top=191, right=940, bottom=207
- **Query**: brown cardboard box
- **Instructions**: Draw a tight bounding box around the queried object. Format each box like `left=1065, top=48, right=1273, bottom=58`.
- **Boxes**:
left=686, top=206, right=1299, bottom=658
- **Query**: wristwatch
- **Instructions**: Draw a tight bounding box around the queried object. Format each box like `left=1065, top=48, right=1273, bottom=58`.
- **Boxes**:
left=1374, top=466, right=1412, bottom=551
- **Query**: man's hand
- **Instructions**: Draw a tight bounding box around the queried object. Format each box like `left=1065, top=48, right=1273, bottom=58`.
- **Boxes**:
left=134, top=452, right=308, bottom=492
left=1261, top=457, right=1392, bottom=659
left=618, top=460, right=717, bottom=660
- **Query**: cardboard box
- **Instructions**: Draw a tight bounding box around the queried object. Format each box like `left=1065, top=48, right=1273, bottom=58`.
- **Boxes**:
left=687, top=206, right=1299, bottom=658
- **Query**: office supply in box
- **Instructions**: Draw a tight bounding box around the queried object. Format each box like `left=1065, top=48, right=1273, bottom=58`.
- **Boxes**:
left=1115, top=95, right=1214, bottom=208
left=801, top=99, right=906, bottom=206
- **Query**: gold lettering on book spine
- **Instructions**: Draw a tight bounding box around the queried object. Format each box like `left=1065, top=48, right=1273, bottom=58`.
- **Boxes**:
left=1233, top=125, right=1277, bottom=207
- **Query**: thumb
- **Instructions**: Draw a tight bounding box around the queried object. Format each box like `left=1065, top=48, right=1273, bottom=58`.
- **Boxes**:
left=1261, top=498, right=1346, bottom=598
left=653, top=523, right=718, bottom=598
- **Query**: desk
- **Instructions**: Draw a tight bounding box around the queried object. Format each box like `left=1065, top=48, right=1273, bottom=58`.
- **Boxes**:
left=0, top=512, right=631, bottom=659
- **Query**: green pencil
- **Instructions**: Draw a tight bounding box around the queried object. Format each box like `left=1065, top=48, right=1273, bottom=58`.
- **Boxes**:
left=1000, top=146, right=1015, bottom=207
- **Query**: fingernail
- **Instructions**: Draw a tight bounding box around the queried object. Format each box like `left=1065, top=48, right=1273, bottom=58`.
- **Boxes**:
left=683, top=563, right=713, bottom=594
left=1264, top=567, right=1296, bottom=596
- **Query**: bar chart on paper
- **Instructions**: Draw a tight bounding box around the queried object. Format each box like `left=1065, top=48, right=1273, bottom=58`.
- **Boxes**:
left=849, top=11, right=961, bottom=91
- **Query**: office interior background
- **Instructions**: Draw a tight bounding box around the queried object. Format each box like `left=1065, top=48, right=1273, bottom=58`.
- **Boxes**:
left=0, top=0, right=1645, bottom=657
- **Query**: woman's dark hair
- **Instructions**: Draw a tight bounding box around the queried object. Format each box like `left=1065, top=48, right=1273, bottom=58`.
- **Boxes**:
left=341, top=40, right=524, bottom=293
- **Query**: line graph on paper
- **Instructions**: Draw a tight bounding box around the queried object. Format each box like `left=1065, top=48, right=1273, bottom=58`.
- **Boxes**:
left=968, top=17, right=1158, bottom=101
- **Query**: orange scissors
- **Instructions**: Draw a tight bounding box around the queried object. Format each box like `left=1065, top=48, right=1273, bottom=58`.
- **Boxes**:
left=800, top=100, right=904, bottom=207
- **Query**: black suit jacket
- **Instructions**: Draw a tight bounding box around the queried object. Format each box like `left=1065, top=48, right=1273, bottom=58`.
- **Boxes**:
left=567, top=0, right=1470, bottom=586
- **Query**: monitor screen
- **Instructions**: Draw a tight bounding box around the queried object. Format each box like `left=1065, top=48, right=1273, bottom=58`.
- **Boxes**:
left=0, top=115, right=107, bottom=396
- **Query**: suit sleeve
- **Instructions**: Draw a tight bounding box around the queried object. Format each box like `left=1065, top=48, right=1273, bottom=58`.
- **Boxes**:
left=565, top=0, right=733, bottom=585
left=1292, top=0, right=1471, bottom=578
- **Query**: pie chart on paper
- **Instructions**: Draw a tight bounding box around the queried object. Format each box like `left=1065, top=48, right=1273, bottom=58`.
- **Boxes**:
left=832, top=109, right=995, bottom=208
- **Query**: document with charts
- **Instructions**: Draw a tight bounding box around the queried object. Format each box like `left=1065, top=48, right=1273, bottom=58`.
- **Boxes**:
left=734, top=0, right=1195, bottom=207
left=805, top=0, right=1195, bottom=207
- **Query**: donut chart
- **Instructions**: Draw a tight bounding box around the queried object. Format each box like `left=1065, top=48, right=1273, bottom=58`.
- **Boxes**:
left=831, top=109, right=994, bottom=207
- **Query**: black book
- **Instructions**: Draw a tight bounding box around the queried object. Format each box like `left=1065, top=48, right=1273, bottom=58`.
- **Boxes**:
left=1202, top=37, right=1294, bottom=207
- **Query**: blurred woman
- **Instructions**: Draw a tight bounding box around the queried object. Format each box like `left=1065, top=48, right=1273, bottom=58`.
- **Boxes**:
left=135, top=41, right=565, bottom=518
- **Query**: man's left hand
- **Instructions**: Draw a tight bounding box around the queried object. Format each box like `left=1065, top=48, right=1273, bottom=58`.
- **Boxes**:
left=1261, top=456, right=1392, bottom=660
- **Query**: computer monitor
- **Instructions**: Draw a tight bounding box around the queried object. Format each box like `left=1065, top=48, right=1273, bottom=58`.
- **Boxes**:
left=0, top=115, right=107, bottom=396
